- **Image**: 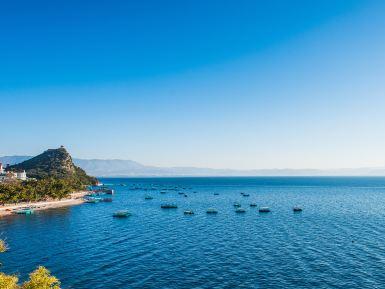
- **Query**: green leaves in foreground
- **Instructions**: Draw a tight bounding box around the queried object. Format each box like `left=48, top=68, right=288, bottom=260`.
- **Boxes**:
left=0, top=240, right=7, bottom=253
left=22, top=266, right=61, bottom=289
left=0, top=268, right=60, bottom=289
left=0, top=240, right=61, bottom=289
left=0, top=273, right=18, bottom=289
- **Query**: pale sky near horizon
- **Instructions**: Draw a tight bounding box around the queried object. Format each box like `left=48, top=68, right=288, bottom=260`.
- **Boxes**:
left=1, top=0, right=384, bottom=170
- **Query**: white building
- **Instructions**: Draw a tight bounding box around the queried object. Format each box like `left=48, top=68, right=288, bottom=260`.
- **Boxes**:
left=0, top=165, right=28, bottom=182
left=16, top=170, right=27, bottom=181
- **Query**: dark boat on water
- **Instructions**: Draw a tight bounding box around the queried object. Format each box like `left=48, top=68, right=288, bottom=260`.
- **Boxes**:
left=94, top=188, right=114, bottom=195
left=84, top=197, right=101, bottom=203
left=113, top=211, right=131, bottom=218
left=235, top=208, right=246, bottom=213
left=161, top=203, right=178, bottom=209
left=259, top=207, right=270, bottom=213
left=206, top=208, right=218, bottom=214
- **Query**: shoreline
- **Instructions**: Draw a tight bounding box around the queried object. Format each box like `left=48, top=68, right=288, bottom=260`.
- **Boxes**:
left=0, top=191, right=88, bottom=217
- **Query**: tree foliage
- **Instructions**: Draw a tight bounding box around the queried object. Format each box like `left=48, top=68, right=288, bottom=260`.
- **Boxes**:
left=22, top=267, right=60, bottom=289
left=7, top=147, right=97, bottom=185
left=0, top=240, right=7, bottom=253
left=0, top=178, right=84, bottom=205
left=0, top=273, right=19, bottom=289
left=0, top=240, right=61, bottom=289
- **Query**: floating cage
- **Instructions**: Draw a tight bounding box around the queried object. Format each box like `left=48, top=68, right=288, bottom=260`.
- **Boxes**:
left=161, top=204, right=178, bottom=209
left=206, top=208, right=218, bottom=214
left=113, top=211, right=131, bottom=218
left=259, top=207, right=271, bottom=213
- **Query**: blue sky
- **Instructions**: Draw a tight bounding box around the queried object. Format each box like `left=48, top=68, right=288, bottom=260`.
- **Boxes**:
left=1, top=0, right=384, bottom=169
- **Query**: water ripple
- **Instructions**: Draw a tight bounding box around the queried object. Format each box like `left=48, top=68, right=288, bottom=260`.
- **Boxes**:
left=2, top=177, right=385, bottom=288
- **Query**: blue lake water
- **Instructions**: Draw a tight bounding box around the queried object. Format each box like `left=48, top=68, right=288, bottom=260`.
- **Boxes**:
left=2, top=177, right=385, bottom=289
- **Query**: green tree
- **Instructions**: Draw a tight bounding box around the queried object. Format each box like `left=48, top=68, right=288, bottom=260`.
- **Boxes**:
left=0, top=240, right=61, bottom=289
left=22, top=267, right=60, bottom=289
left=0, top=177, right=87, bottom=204
left=0, top=239, right=7, bottom=253
left=0, top=240, right=18, bottom=289
left=0, top=273, right=19, bottom=289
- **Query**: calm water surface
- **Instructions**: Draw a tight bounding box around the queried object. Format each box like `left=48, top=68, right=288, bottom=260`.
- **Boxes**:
left=2, top=177, right=385, bottom=289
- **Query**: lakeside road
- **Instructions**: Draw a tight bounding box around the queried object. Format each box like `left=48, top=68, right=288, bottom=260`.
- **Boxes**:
left=0, top=191, right=88, bottom=217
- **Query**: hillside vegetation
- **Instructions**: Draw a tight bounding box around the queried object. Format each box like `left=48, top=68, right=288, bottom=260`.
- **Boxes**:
left=8, top=147, right=97, bottom=184
left=0, top=178, right=83, bottom=205
left=1, top=147, right=97, bottom=204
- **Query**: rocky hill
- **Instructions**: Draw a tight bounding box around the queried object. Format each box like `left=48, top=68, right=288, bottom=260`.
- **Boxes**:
left=7, top=147, right=97, bottom=184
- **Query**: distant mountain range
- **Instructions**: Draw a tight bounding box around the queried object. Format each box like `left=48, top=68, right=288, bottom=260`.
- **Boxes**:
left=1, top=155, right=385, bottom=177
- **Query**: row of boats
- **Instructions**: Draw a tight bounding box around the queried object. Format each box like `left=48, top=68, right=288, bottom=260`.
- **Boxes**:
left=113, top=203, right=303, bottom=218
left=148, top=191, right=265, bottom=199
left=160, top=203, right=303, bottom=214
left=90, top=185, right=303, bottom=219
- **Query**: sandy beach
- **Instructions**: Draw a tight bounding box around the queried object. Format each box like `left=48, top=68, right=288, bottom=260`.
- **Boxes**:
left=0, top=191, right=89, bottom=216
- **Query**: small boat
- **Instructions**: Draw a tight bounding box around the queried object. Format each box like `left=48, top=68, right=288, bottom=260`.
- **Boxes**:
left=293, top=206, right=303, bottom=212
left=178, top=192, right=185, bottom=195
left=95, top=187, right=114, bottom=194
left=206, top=208, right=218, bottom=214
left=242, top=193, right=250, bottom=197
left=84, top=197, right=100, bottom=203
left=144, top=195, right=154, bottom=200
left=259, top=207, right=271, bottom=213
left=184, top=210, right=194, bottom=215
left=160, top=191, right=167, bottom=194
left=101, top=198, right=113, bottom=202
left=233, top=202, right=241, bottom=207
left=235, top=208, right=246, bottom=213
left=161, top=204, right=178, bottom=209
left=113, top=211, right=131, bottom=218
left=14, top=208, right=34, bottom=215
left=214, top=193, right=219, bottom=196
left=250, top=203, right=257, bottom=207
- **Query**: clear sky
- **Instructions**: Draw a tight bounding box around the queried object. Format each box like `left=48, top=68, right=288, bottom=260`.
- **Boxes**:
left=1, top=0, right=384, bottom=170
